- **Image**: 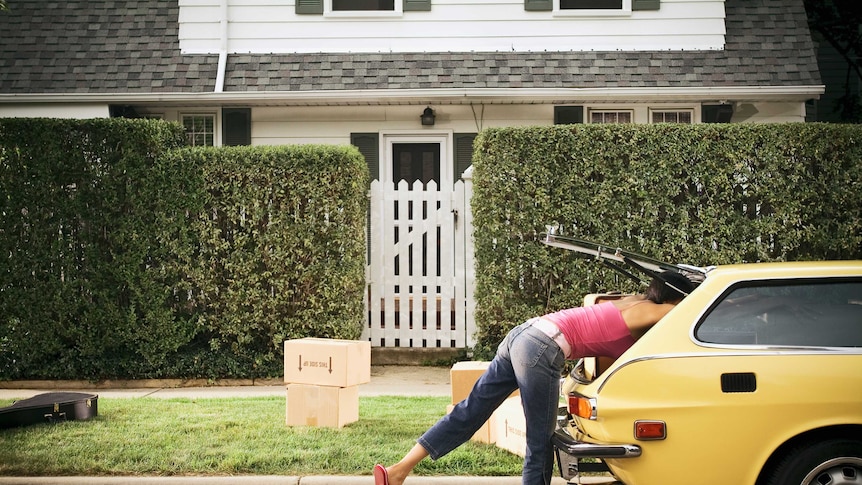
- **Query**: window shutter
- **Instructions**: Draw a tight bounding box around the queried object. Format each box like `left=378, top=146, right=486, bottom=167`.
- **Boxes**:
left=453, top=133, right=476, bottom=181
left=403, top=0, right=431, bottom=11
left=554, top=106, right=584, bottom=124
left=350, top=132, right=379, bottom=181
left=632, top=0, right=660, bottom=11
left=701, top=104, right=733, bottom=123
left=222, top=108, right=251, bottom=146
left=296, top=0, right=323, bottom=14
left=525, top=0, right=552, bottom=11
left=351, top=133, right=379, bottom=263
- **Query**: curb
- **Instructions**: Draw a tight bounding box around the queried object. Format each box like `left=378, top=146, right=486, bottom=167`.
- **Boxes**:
left=0, top=477, right=607, bottom=485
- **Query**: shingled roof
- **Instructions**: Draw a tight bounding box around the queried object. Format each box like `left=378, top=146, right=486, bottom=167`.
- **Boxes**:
left=0, top=0, right=821, bottom=96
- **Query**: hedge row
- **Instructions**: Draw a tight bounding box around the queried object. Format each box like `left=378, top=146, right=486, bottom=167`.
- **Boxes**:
left=470, top=123, right=862, bottom=350
left=0, top=119, right=368, bottom=380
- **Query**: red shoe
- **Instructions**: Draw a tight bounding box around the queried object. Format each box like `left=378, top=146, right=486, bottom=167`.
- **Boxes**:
left=373, top=464, right=389, bottom=485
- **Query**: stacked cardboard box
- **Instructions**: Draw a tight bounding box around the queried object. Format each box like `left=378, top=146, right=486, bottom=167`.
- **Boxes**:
left=448, top=361, right=520, bottom=444
left=283, top=338, right=371, bottom=428
left=494, top=396, right=527, bottom=457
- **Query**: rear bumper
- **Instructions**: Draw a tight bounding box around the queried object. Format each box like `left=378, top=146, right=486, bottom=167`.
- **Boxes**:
left=552, top=428, right=642, bottom=458
left=552, top=428, right=641, bottom=480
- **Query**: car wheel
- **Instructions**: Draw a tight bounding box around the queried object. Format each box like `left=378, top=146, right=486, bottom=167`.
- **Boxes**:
left=763, top=439, right=862, bottom=485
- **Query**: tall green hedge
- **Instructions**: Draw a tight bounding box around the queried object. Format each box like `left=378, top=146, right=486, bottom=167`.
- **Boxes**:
left=471, top=123, right=862, bottom=350
left=0, top=118, right=188, bottom=379
left=0, top=119, right=368, bottom=380
left=155, top=145, right=368, bottom=378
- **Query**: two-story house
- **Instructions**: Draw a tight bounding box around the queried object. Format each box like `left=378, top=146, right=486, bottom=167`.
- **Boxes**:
left=0, top=0, right=824, bottom=351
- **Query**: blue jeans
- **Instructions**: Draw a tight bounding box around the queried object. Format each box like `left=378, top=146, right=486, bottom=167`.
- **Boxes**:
left=417, top=320, right=566, bottom=485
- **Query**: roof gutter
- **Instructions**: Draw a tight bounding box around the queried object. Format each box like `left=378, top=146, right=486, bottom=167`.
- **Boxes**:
left=0, top=85, right=825, bottom=106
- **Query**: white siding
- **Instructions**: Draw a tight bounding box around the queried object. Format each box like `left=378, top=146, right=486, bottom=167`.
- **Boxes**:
left=179, top=0, right=725, bottom=54
left=0, top=104, right=110, bottom=118
left=249, top=104, right=553, bottom=145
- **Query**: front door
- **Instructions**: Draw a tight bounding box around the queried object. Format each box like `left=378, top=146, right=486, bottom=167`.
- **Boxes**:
left=366, top=133, right=467, bottom=348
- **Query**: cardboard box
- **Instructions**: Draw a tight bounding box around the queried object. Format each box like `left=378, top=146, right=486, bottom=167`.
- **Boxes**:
left=494, top=396, right=527, bottom=457
left=286, top=384, right=359, bottom=428
left=450, top=361, right=519, bottom=405
left=446, top=403, right=498, bottom=444
left=284, top=338, right=371, bottom=387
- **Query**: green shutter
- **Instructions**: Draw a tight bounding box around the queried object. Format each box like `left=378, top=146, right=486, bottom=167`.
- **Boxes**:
left=632, top=0, right=660, bottom=11
left=525, top=0, right=552, bottom=11
left=351, top=133, right=379, bottom=263
left=296, top=0, right=323, bottom=14
left=701, top=104, right=733, bottom=123
left=222, top=108, right=251, bottom=146
left=403, top=0, right=431, bottom=11
left=351, top=132, right=379, bottom=182
left=554, top=106, right=584, bottom=124
left=453, top=133, right=476, bottom=181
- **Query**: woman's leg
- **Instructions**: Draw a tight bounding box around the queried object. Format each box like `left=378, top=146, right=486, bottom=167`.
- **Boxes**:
left=384, top=443, right=428, bottom=485
left=509, top=326, right=566, bottom=485
left=379, top=322, right=529, bottom=484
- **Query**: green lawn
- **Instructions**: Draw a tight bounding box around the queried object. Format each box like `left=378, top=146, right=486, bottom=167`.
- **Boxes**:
left=0, top=395, right=524, bottom=477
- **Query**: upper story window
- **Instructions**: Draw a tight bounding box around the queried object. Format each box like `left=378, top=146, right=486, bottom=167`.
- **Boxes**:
left=695, top=279, right=862, bottom=348
left=553, top=0, right=631, bottom=16
left=561, top=0, right=621, bottom=9
left=527, top=0, right=657, bottom=14
left=589, top=110, right=633, bottom=123
left=333, top=0, right=394, bottom=10
left=651, top=109, right=694, bottom=124
left=182, top=114, right=215, bottom=147
left=297, top=0, right=430, bottom=15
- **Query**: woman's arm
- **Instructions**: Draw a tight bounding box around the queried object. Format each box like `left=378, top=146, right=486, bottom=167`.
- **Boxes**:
left=616, top=299, right=678, bottom=332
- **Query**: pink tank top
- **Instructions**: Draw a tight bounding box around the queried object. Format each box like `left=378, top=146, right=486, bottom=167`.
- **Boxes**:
left=543, top=301, right=635, bottom=359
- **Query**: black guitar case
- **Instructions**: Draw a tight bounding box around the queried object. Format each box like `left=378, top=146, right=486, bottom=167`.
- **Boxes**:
left=0, top=392, right=98, bottom=429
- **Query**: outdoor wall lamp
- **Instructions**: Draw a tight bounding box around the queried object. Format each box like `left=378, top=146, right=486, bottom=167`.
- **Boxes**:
left=420, top=107, right=436, bottom=126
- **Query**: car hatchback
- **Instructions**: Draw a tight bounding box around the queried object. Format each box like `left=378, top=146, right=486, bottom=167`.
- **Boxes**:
left=546, top=236, right=862, bottom=485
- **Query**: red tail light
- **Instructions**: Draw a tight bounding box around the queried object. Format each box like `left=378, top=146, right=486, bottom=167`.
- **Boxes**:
left=567, top=393, right=596, bottom=420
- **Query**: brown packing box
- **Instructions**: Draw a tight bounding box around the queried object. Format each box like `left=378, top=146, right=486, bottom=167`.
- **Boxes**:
left=284, top=338, right=371, bottom=387
left=494, top=396, right=527, bottom=457
left=446, top=403, right=497, bottom=444
left=286, top=384, right=359, bottom=428
left=450, top=361, right=519, bottom=405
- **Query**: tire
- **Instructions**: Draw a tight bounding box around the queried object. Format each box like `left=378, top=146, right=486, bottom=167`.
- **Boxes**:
left=762, top=439, right=862, bottom=485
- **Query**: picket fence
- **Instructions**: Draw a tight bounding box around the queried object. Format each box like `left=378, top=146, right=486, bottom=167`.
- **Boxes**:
left=364, top=170, right=476, bottom=349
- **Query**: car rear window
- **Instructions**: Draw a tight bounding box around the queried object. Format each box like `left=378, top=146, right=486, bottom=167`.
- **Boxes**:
left=695, top=279, right=862, bottom=348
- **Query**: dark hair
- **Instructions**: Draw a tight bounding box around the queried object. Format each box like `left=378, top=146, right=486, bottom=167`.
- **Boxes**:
left=645, top=270, right=697, bottom=304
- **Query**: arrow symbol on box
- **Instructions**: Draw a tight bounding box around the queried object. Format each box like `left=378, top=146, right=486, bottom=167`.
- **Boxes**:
left=298, top=355, right=302, bottom=372
left=329, top=356, right=333, bottom=374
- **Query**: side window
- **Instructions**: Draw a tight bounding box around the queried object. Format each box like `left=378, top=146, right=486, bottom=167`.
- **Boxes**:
left=589, top=109, right=633, bottom=123
left=695, top=279, right=862, bottom=348
left=650, top=109, right=694, bottom=124
left=182, top=114, right=216, bottom=147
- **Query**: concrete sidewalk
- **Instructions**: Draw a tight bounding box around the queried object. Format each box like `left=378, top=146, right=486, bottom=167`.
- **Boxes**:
left=0, top=366, right=616, bottom=485
left=0, top=365, right=453, bottom=400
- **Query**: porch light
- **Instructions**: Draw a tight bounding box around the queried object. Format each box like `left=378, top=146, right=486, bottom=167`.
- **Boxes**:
left=420, top=107, right=436, bottom=126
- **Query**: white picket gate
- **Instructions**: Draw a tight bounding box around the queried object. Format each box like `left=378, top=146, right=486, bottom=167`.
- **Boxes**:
left=364, top=173, right=475, bottom=349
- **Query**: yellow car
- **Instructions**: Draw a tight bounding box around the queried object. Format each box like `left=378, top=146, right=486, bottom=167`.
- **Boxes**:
left=545, top=235, right=862, bottom=485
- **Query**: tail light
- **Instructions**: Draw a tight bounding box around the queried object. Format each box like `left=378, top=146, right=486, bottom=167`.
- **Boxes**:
left=567, top=393, right=597, bottom=420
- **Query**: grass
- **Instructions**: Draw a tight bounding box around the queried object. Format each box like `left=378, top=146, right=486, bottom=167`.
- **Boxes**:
left=0, top=395, right=524, bottom=477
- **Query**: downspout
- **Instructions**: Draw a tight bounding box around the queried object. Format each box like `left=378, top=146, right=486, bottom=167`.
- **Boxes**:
left=214, top=0, right=228, bottom=93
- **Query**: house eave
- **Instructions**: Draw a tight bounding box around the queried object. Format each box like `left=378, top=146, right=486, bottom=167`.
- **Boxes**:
left=0, top=86, right=825, bottom=107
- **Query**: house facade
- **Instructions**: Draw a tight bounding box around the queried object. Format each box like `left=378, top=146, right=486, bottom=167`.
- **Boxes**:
left=0, top=0, right=824, bottom=350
